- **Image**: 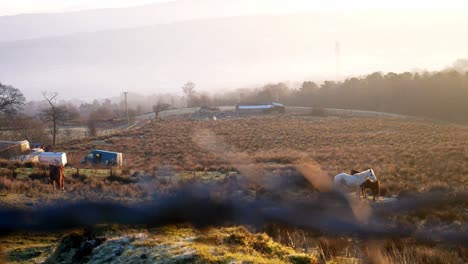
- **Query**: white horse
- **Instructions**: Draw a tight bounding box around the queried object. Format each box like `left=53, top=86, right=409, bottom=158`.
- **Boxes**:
left=333, top=169, right=377, bottom=194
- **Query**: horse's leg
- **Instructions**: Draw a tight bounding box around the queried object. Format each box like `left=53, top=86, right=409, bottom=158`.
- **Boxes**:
left=53, top=180, right=56, bottom=191
left=61, top=176, right=64, bottom=191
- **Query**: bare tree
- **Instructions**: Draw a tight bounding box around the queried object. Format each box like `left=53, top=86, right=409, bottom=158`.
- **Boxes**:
left=0, top=82, right=26, bottom=116
left=181, top=81, right=195, bottom=107
left=152, top=101, right=171, bottom=119
left=40, top=92, right=59, bottom=146
left=87, top=120, right=97, bottom=137
left=40, top=92, right=78, bottom=146
left=9, top=116, right=50, bottom=144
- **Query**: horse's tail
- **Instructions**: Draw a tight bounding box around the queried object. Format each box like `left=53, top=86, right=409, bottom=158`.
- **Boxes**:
left=49, top=165, right=56, bottom=180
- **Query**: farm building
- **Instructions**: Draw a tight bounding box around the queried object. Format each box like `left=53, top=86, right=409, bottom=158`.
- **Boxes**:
left=0, top=140, right=30, bottom=159
left=235, top=102, right=285, bottom=115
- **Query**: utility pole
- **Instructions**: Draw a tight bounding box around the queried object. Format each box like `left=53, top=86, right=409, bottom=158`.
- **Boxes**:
left=123, top=92, right=129, bottom=126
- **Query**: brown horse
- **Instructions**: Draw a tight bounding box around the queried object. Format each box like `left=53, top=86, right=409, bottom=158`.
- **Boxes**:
left=351, top=169, right=380, bottom=200
left=49, top=164, right=65, bottom=191
left=360, top=179, right=380, bottom=201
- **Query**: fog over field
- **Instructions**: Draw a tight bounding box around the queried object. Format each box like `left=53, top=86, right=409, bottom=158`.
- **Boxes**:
left=0, top=0, right=467, bottom=101
left=1, top=2, right=468, bottom=263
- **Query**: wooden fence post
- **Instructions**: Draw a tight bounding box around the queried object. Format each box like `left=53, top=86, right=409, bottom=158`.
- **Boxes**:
left=10, top=165, right=16, bottom=179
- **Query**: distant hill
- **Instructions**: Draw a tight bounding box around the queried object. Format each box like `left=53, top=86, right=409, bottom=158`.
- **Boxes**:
left=0, top=0, right=288, bottom=42
left=0, top=6, right=467, bottom=100
left=0, top=0, right=213, bottom=41
left=0, top=13, right=331, bottom=99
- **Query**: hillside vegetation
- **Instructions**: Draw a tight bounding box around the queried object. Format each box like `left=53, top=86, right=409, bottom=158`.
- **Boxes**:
left=60, top=116, right=468, bottom=194
left=1, top=116, right=467, bottom=263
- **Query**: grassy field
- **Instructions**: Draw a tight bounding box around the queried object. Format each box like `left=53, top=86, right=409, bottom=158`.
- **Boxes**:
left=60, top=115, right=468, bottom=194
left=0, top=115, right=467, bottom=263
left=1, top=167, right=116, bottom=179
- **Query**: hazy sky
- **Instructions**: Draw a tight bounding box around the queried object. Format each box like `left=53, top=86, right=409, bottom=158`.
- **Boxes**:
left=1, top=0, right=467, bottom=100
left=2, top=0, right=468, bottom=16
left=0, top=0, right=170, bottom=15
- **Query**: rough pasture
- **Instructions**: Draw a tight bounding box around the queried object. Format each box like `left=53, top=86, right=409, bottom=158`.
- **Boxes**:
left=2, top=116, right=467, bottom=263
left=61, top=116, right=468, bottom=195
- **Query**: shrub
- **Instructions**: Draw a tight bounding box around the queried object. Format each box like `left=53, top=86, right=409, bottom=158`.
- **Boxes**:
left=28, top=173, right=48, bottom=182
left=107, top=175, right=138, bottom=184
left=24, top=161, right=37, bottom=168
left=289, top=254, right=317, bottom=264
left=252, top=233, right=294, bottom=258
left=72, top=173, right=87, bottom=182
left=309, top=107, right=326, bottom=116
left=0, top=159, right=10, bottom=168
left=224, top=232, right=247, bottom=246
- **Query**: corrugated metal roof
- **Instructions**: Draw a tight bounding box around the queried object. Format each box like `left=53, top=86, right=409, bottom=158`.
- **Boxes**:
left=238, top=105, right=272, bottom=109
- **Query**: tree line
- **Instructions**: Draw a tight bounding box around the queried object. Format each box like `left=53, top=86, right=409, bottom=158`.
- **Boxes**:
left=297, top=70, right=468, bottom=124
left=1, top=67, right=468, bottom=146
left=210, top=70, right=468, bottom=124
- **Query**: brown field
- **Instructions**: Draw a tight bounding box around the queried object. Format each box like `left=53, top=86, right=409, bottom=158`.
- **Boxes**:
left=62, top=116, right=468, bottom=194
left=1, top=115, right=467, bottom=263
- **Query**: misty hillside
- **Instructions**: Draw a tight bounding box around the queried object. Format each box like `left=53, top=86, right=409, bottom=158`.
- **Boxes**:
left=0, top=0, right=242, bottom=41
left=0, top=0, right=299, bottom=42
left=0, top=10, right=467, bottom=100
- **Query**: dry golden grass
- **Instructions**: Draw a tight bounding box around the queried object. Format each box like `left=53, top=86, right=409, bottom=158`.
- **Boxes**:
left=1, top=116, right=467, bottom=263
left=58, top=116, right=468, bottom=195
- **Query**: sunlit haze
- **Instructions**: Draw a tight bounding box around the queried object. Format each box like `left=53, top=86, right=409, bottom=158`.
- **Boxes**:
left=0, top=0, right=170, bottom=15
left=0, top=3, right=468, bottom=259
left=0, top=0, right=467, bottom=100
left=2, top=0, right=468, bottom=16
